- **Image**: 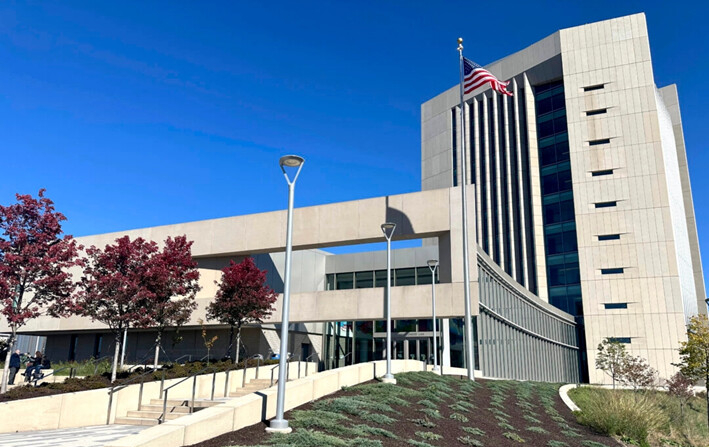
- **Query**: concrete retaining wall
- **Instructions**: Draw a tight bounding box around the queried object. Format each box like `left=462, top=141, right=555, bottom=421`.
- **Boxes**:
left=0, top=362, right=316, bottom=434
left=104, top=359, right=427, bottom=447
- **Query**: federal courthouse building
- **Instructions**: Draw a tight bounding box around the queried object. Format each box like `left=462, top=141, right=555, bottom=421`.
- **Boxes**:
left=4, top=14, right=704, bottom=384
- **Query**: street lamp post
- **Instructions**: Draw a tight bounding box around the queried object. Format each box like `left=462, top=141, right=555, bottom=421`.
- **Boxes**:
left=381, top=222, right=396, bottom=384
left=267, top=155, right=304, bottom=434
left=427, top=259, right=440, bottom=373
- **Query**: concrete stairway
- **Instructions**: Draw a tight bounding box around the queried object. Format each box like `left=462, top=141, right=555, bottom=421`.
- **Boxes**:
left=228, top=378, right=273, bottom=398
left=114, top=378, right=274, bottom=426
left=114, top=399, right=222, bottom=426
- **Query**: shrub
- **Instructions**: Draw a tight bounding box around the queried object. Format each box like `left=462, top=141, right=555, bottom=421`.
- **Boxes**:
left=580, top=441, right=611, bottom=447
left=360, top=413, right=395, bottom=425
left=349, top=439, right=383, bottom=447
left=352, top=425, right=397, bottom=439
left=290, top=410, right=349, bottom=431
left=461, top=427, right=485, bottom=436
left=266, top=429, right=346, bottom=446
left=547, top=441, right=569, bottom=447
left=503, top=432, right=525, bottom=443
left=415, top=431, right=442, bottom=441
left=522, top=414, right=541, bottom=424
left=560, top=429, right=582, bottom=438
left=457, top=436, right=483, bottom=446
left=498, top=422, right=515, bottom=431
left=526, top=426, right=548, bottom=434
left=450, top=412, right=469, bottom=422
left=409, top=418, right=436, bottom=428
left=419, top=408, right=442, bottom=419
left=417, top=399, right=438, bottom=409
left=406, top=440, right=434, bottom=447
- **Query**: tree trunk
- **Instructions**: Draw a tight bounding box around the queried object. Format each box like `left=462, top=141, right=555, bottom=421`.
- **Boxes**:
left=111, top=332, right=121, bottom=383
left=0, top=327, right=16, bottom=394
left=234, top=327, right=241, bottom=367
left=225, top=325, right=235, bottom=363
left=153, top=331, right=162, bottom=369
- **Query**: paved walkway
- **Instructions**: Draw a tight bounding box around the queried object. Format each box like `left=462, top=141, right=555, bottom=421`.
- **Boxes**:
left=0, top=424, right=147, bottom=447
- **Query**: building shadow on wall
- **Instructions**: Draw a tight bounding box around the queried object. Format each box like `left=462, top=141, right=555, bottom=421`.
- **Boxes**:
left=381, top=195, right=416, bottom=323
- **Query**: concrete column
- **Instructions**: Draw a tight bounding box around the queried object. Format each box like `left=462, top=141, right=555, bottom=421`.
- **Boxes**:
left=512, top=78, right=529, bottom=288
left=503, top=94, right=517, bottom=279
left=473, top=98, right=483, bottom=244
left=523, top=73, right=548, bottom=301
left=483, top=94, right=493, bottom=254
left=492, top=93, right=505, bottom=268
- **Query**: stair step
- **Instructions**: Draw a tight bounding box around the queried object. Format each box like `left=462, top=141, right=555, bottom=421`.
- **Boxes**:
left=126, top=411, right=185, bottom=420
left=114, top=417, right=160, bottom=426
left=139, top=404, right=191, bottom=413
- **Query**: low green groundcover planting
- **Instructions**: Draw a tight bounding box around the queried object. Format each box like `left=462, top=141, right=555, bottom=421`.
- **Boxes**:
left=187, top=372, right=617, bottom=447
left=569, top=386, right=709, bottom=447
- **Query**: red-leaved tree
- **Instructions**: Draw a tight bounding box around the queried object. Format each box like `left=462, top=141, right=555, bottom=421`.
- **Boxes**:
left=73, top=236, right=158, bottom=382
left=142, top=236, right=200, bottom=368
left=207, top=257, right=277, bottom=364
left=0, top=190, right=82, bottom=392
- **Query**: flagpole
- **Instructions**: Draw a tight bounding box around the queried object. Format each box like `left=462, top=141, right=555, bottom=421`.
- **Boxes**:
left=457, top=37, right=476, bottom=381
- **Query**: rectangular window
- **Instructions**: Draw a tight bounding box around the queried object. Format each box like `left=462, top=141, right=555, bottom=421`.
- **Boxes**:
left=591, top=169, right=614, bottom=177
left=335, top=272, right=354, bottom=290
left=589, top=138, right=611, bottom=146
left=586, top=108, right=607, bottom=116
left=416, top=267, right=433, bottom=285
left=595, top=201, right=617, bottom=208
left=609, top=337, right=631, bottom=344
left=374, top=270, right=392, bottom=288
left=355, top=271, right=374, bottom=289
left=395, top=268, right=416, bottom=286
left=604, top=303, right=628, bottom=309
left=326, top=274, right=335, bottom=291
left=601, top=268, right=624, bottom=275
left=598, top=234, right=621, bottom=241
left=583, top=84, right=605, bottom=92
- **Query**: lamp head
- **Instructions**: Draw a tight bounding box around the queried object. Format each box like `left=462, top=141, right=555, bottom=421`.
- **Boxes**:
left=279, top=155, right=304, bottom=168
left=381, top=222, right=396, bottom=239
left=427, top=259, right=439, bottom=268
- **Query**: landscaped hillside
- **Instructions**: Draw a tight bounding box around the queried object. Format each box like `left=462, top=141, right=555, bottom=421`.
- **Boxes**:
left=189, top=371, right=616, bottom=447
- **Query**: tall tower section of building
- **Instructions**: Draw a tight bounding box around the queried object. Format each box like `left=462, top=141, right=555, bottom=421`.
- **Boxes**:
left=421, top=13, right=705, bottom=383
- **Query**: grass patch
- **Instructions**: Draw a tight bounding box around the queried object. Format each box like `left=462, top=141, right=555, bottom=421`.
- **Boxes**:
left=419, top=408, right=442, bottom=419
left=546, top=441, right=568, bottom=447
left=266, top=428, right=347, bottom=446
left=406, top=440, right=434, bottom=447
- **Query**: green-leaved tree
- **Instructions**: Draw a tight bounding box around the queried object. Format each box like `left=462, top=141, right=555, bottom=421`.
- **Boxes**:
left=596, top=337, right=629, bottom=389
left=677, top=314, right=709, bottom=428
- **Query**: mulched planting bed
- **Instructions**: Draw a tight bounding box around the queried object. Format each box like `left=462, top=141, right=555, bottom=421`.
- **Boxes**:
left=187, top=372, right=619, bottom=447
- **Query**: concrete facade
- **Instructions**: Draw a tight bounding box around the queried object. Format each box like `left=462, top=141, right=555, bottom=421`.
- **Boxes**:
left=420, top=13, right=705, bottom=383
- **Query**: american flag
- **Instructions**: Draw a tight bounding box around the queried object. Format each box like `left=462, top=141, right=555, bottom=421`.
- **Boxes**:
left=463, top=57, right=513, bottom=97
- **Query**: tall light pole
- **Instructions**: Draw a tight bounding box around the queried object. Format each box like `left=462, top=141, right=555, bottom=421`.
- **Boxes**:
left=267, top=155, right=304, bottom=434
left=381, top=222, right=396, bottom=384
left=427, top=259, right=440, bottom=373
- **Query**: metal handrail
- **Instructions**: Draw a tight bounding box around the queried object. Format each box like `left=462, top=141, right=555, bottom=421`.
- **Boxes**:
left=270, top=363, right=280, bottom=387
left=290, top=354, right=301, bottom=379
left=160, top=366, right=218, bottom=424
left=126, top=350, right=157, bottom=373
left=30, top=365, right=73, bottom=387
left=174, top=355, right=192, bottom=364
left=342, top=352, right=353, bottom=367
left=241, top=355, right=263, bottom=388
left=106, top=367, right=164, bottom=425
left=304, top=353, right=317, bottom=376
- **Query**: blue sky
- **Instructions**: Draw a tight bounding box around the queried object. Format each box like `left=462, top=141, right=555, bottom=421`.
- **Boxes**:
left=1, top=2, right=708, bottom=279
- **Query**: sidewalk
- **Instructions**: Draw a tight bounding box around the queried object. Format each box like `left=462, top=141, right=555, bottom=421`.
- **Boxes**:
left=0, top=424, right=147, bottom=447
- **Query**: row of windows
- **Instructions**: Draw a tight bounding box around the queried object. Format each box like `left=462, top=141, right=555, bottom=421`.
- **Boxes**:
left=325, top=267, right=440, bottom=291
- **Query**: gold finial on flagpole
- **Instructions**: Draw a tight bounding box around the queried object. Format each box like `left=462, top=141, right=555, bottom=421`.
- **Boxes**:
left=457, top=37, right=463, bottom=51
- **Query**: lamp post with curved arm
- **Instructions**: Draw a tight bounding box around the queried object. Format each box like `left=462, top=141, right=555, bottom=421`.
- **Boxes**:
left=427, top=259, right=440, bottom=373
left=267, top=155, right=304, bottom=434
left=381, top=222, right=396, bottom=384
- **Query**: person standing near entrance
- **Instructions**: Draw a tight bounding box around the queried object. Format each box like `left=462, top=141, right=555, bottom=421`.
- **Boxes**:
left=8, top=349, right=21, bottom=385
